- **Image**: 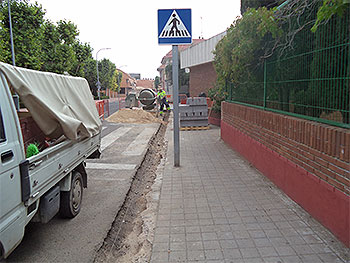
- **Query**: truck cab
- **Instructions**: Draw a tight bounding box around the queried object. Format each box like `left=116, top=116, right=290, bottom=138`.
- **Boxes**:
left=0, top=74, right=27, bottom=258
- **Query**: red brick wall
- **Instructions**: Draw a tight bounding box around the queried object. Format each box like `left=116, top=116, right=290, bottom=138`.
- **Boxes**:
left=221, top=102, right=350, bottom=246
left=222, top=102, right=350, bottom=192
left=189, top=62, right=217, bottom=97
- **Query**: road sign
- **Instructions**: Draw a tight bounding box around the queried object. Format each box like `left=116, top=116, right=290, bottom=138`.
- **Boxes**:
left=158, top=9, right=192, bottom=45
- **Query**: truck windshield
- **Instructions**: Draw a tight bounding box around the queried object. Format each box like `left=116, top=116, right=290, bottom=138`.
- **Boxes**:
left=0, top=107, right=5, bottom=143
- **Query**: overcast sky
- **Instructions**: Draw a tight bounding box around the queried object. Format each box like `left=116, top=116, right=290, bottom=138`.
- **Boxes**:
left=33, top=0, right=241, bottom=79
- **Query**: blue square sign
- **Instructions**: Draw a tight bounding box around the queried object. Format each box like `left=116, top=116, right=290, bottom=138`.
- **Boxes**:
left=158, top=9, right=192, bottom=45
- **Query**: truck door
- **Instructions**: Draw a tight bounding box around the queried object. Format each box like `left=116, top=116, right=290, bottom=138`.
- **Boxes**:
left=0, top=78, right=23, bottom=223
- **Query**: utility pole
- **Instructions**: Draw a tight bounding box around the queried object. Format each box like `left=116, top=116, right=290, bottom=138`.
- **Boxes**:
left=96, top=48, right=111, bottom=100
left=8, top=0, right=19, bottom=110
left=8, top=0, right=15, bottom=66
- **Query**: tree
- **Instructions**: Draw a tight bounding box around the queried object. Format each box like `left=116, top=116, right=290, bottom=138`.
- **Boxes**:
left=70, top=41, right=93, bottom=77
left=0, top=0, right=118, bottom=98
left=84, top=58, right=98, bottom=95
left=214, top=7, right=281, bottom=89
left=40, top=20, right=75, bottom=74
left=240, top=0, right=282, bottom=14
left=214, top=0, right=349, bottom=123
left=0, top=0, right=45, bottom=69
left=98, top=58, right=117, bottom=92
left=111, top=70, right=122, bottom=92
left=154, top=76, right=160, bottom=89
left=56, top=20, right=79, bottom=45
left=212, top=7, right=282, bottom=111
left=311, top=0, right=349, bottom=32
left=40, top=20, right=86, bottom=75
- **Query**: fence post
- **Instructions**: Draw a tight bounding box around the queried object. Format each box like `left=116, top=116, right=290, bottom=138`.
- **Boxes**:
left=263, top=59, right=267, bottom=109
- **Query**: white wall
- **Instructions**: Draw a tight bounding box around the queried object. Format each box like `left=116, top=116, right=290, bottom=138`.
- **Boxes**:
left=180, top=31, right=226, bottom=69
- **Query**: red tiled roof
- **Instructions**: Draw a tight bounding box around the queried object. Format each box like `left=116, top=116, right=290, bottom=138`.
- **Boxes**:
left=136, top=79, right=154, bottom=90
left=117, top=69, right=136, bottom=88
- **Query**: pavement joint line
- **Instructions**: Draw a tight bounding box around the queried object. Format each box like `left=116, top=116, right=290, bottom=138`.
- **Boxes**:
left=122, top=127, right=155, bottom=156
left=85, top=162, right=137, bottom=170
left=100, top=127, right=131, bottom=151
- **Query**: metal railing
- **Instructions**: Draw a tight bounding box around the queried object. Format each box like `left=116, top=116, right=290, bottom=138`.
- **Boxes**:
left=226, top=5, right=349, bottom=128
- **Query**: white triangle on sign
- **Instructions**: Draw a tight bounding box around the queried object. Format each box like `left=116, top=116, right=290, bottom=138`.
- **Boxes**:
left=159, top=10, right=190, bottom=38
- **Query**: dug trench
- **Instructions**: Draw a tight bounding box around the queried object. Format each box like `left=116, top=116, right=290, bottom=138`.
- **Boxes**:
left=94, top=113, right=169, bottom=263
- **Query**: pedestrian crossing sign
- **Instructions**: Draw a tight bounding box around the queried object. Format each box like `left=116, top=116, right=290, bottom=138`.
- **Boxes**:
left=158, top=9, right=192, bottom=45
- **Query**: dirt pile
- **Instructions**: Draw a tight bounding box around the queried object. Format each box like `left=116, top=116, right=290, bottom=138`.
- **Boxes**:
left=106, top=108, right=161, bottom=124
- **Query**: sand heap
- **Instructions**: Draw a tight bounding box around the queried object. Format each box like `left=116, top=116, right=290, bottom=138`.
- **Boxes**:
left=106, top=108, right=162, bottom=124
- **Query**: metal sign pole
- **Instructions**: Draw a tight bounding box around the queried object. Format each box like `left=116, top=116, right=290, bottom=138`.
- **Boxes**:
left=172, top=45, right=180, bottom=167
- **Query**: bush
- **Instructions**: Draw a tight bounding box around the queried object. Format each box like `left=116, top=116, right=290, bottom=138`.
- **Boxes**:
left=212, top=7, right=281, bottom=111
left=208, top=85, right=227, bottom=113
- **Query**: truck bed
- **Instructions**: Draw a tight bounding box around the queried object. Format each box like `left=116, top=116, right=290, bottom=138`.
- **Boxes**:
left=18, top=111, right=46, bottom=151
left=17, top=109, right=101, bottom=208
left=25, top=133, right=100, bottom=207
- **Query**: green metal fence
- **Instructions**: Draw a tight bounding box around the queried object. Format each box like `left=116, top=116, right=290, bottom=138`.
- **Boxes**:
left=226, top=5, right=350, bottom=128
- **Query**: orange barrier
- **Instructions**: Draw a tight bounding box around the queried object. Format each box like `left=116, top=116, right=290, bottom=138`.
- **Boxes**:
left=103, top=99, right=110, bottom=117
left=95, top=100, right=105, bottom=120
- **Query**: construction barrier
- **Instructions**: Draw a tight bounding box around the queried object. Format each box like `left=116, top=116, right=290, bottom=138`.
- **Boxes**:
left=95, top=100, right=104, bottom=120
left=179, top=97, right=209, bottom=127
left=103, top=99, right=110, bottom=117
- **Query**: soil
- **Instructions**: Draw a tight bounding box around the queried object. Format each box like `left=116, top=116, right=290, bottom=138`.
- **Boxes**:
left=106, top=108, right=163, bottom=124
left=93, top=113, right=169, bottom=263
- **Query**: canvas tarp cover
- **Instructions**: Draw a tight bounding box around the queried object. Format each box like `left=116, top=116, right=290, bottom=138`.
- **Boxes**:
left=0, top=62, right=101, bottom=141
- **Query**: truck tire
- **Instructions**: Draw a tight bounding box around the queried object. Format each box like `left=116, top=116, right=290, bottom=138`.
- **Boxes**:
left=59, top=171, right=83, bottom=218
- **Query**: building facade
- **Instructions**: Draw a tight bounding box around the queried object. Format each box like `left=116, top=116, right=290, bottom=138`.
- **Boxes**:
left=180, top=32, right=226, bottom=97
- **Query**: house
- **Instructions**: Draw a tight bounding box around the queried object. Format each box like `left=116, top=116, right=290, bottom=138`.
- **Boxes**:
left=180, top=32, right=226, bottom=97
left=157, top=39, right=205, bottom=101
left=118, top=69, right=137, bottom=96
left=136, top=79, right=154, bottom=90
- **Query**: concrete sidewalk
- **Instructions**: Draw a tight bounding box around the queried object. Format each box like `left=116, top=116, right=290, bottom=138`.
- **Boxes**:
left=150, top=123, right=348, bottom=263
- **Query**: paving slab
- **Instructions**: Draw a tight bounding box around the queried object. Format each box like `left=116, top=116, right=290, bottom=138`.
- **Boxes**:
left=151, top=119, right=349, bottom=263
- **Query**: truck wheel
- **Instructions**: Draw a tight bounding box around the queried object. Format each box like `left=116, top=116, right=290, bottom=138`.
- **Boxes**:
left=59, top=171, right=83, bottom=218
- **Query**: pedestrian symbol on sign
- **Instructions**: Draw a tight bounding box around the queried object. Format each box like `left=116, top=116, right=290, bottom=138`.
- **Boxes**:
left=159, top=10, right=190, bottom=39
left=169, top=14, right=181, bottom=36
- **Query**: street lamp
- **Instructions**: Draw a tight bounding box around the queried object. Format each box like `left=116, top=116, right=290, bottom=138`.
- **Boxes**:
left=96, top=48, right=111, bottom=100
left=7, top=0, right=19, bottom=110
left=8, top=0, right=15, bottom=66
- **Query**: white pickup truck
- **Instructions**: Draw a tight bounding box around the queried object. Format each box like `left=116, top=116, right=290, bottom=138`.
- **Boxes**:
left=0, top=63, right=102, bottom=259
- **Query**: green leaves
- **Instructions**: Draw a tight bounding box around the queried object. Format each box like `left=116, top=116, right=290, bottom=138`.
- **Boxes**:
left=0, top=1, right=93, bottom=77
left=213, top=7, right=282, bottom=111
left=112, top=70, right=123, bottom=92
left=311, top=0, right=349, bottom=32
left=215, top=7, right=280, bottom=86
left=98, top=58, right=117, bottom=93
left=57, top=20, right=79, bottom=45
left=0, top=0, right=45, bottom=69
left=0, top=1, right=121, bottom=95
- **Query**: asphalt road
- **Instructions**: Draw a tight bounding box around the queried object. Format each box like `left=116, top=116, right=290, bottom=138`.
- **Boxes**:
left=5, top=120, right=160, bottom=262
